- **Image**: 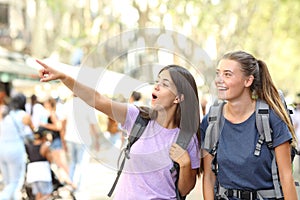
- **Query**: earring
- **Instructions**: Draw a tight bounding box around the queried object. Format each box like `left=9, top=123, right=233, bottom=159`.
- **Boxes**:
left=251, top=90, right=258, bottom=100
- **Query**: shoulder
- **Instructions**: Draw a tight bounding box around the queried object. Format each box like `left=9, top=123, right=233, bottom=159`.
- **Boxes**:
left=200, top=114, right=209, bottom=131
left=200, top=114, right=209, bottom=143
left=16, top=110, right=27, bottom=117
left=121, top=104, right=140, bottom=130
left=268, top=108, right=286, bottom=125
left=268, top=108, right=292, bottom=146
left=127, top=104, right=140, bottom=116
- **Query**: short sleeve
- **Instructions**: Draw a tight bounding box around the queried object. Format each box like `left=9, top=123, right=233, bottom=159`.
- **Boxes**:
left=121, top=104, right=140, bottom=135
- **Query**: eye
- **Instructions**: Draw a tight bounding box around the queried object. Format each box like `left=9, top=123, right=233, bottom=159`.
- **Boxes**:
left=224, top=72, right=232, bottom=77
left=162, top=82, right=168, bottom=87
left=162, top=81, right=170, bottom=87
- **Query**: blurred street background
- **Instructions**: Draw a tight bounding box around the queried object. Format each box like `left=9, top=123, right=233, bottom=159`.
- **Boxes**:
left=1, top=0, right=300, bottom=200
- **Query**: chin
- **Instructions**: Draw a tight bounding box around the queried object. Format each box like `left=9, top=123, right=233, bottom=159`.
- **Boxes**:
left=218, top=94, right=227, bottom=100
left=151, top=104, right=164, bottom=111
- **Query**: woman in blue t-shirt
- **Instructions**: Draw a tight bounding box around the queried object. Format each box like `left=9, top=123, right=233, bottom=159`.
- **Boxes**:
left=201, top=50, right=297, bottom=199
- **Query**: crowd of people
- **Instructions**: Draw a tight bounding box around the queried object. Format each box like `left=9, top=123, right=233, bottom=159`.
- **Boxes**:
left=0, top=50, right=300, bottom=199
left=0, top=92, right=104, bottom=199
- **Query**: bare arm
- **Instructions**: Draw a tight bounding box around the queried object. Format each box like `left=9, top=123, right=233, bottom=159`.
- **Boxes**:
left=41, top=111, right=62, bottom=131
left=22, top=114, right=35, bottom=132
left=40, top=141, right=52, bottom=161
left=36, top=60, right=127, bottom=124
left=60, top=118, right=67, bottom=151
left=202, top=151, right=216, bottom=199
left=169, top=143, right=198, bottom=196
left=275, top=142, right=298, bottom=199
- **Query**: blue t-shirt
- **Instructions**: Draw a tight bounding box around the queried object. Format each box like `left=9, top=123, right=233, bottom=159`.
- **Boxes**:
left=201, top=109, right=292, bottom=191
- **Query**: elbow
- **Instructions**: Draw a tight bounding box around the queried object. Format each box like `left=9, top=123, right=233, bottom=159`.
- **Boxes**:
left=180, top=186, right=195, bottom=197
left=178, top=176, right=197, bottom=196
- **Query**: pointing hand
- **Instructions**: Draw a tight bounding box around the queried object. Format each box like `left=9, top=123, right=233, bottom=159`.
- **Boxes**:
left=36, top=59, right=66, bottom=82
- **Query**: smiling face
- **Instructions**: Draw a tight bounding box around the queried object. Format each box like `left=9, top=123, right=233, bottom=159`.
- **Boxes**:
left=215, top=59, right=253, bottom=101
left=151, top=69, right=178, bottom=111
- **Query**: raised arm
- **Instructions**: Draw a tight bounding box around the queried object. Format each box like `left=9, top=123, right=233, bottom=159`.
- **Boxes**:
left=36, top=60, right=127, bottom=124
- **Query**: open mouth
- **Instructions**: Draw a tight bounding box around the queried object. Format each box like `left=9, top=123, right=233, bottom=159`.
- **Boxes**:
left=152, top=94, right=157, bottom=99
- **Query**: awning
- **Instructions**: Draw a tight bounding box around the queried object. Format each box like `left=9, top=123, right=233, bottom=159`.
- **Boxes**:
left=0, top=47, right=40, bottom=82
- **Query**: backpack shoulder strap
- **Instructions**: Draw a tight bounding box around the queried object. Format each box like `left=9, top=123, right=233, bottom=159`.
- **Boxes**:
left=107, top=112, right=149, bottom=197
left=254, top=99, right=272, bottom=156
left=203, top=100, right=226, bottom=154
left=126, top=113, right=149, bottom=154
left=176, top=123, right=198, bottom=150
left=255, top=99, right=283, bottom=198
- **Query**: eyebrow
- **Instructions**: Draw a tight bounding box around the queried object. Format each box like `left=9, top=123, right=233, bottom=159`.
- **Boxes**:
left=158, top=75, right=172, bottom=82
left=224, top=69, right=233, bottom=73
left=216, top=69, right=234, bottom=73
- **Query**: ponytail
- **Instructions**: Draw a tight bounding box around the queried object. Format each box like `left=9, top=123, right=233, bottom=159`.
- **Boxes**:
left=257, top=60, right=297, bottom=148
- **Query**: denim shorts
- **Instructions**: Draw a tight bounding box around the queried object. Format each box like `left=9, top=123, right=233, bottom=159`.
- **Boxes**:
left=50, top=138, right=62, bottom=150
left=31, top=181, right=53, bottom=195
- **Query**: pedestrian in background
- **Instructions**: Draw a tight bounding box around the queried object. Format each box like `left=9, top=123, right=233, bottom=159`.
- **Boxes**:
left=0, top=93, right=35, bottom=200
left=129, top=91, right=142, bottom=106
left=103, top=117, right=123, bottom=149
left=36, top=60, right=201, bottom=200
left=25, top=94, right=48, bottom=129
left=61, top=94, right=100, bottom=199
left=25, top=131, right=53, bottom=200
left=292, top=102, right=300, bottom=173
left=39, top=97, right=74, bottom=188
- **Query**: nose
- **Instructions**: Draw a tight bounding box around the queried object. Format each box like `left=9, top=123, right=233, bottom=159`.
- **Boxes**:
left=215, top=74, right=224, bottom=83
left=154, top=81, right=162, bottom=90
left=154, top=81, right=160, bottom=90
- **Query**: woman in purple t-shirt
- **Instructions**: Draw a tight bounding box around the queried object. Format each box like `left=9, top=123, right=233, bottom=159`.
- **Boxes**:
left=36, top=60, right=201, bottom=199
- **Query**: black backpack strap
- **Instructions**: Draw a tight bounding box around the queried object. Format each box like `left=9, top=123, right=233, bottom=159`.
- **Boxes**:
left=107, top=113, right=149, bottom=197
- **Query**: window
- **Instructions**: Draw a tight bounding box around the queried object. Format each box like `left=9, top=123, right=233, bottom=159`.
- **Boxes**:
left=0, top=3, right=9, bottom=27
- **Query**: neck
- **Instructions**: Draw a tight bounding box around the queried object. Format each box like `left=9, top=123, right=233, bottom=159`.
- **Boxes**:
left=225, top=98, right=256, bottom=123
left=156, top=109, right=177, bottom=129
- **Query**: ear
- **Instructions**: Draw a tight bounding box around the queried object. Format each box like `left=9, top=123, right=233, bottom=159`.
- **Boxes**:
left=245, top=75, right=254, bottom=88
left=174, top=94, right=184, bottom=104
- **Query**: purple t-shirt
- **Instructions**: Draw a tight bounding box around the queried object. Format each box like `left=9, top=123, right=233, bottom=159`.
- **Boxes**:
left=113, top=104, right=200, bottom=200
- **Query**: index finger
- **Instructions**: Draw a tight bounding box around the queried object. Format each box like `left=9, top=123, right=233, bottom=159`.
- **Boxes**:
left=36, top=59, right=48, bottom=69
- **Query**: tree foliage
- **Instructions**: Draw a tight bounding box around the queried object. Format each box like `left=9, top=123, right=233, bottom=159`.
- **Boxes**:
left=30, top=0, right=300, bottom=100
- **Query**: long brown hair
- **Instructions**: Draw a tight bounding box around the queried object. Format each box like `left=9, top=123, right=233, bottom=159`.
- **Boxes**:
left=139, top=64, right=201, bottom=149
left=222, top=51, right=297, bottom=148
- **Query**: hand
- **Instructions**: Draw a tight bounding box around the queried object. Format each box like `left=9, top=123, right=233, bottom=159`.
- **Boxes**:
left=169, top=143, right=191, bottom=167
left=36, top=59, right=65, bottom=82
